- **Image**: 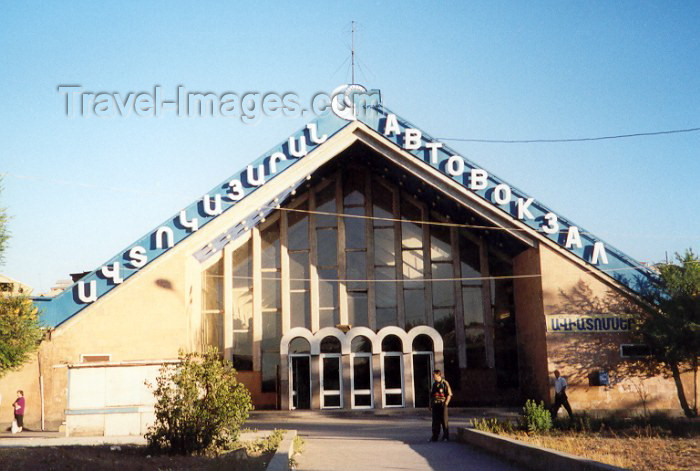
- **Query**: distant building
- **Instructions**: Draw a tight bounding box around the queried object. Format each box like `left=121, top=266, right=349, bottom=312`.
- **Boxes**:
left=0, top=274, right=31, bottom=296
left=1, top=88, right=695, bottom=435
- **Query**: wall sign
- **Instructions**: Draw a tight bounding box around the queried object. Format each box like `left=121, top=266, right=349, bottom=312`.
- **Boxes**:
left=547, top=314, right=634, bottom=333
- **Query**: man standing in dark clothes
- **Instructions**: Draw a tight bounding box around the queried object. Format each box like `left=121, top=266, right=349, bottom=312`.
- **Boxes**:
left=550, top=370, right=574, bottom=418
left=429, top=370, right=452, bottom=441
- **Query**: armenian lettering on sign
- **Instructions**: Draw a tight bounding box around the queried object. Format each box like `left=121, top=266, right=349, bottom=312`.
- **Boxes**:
left=547, top=314, right=634, bottom=333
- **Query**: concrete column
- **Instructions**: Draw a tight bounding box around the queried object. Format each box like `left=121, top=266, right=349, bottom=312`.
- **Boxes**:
left=403, top=352, right=414, bottom=408
left=373, top=353, right=383, bottom=409
left=279, top=354, right=289, bottom=410
left=342, top=354, right=352, bottom=409
left=311, top=355, right=321, bottom=410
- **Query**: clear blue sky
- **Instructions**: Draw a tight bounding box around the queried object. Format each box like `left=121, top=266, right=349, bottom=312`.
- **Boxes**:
left=1, top=1, right=698, bottom=293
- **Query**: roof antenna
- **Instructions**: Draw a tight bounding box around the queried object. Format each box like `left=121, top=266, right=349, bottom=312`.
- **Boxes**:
left=351, top=20, right=355, bottom=85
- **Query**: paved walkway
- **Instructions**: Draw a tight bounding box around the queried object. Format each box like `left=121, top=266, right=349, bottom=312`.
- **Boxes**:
left=247, top=410, right=524, bottom=471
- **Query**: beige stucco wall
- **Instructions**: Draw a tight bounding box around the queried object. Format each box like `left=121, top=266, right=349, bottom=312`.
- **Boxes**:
left=0, top=249, right=194, bottom=431
left=539, top=243, right=698, bottom=414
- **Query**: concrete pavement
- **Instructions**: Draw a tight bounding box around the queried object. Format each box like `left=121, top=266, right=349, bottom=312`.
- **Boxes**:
left=247, top=409, right=524, bottom=471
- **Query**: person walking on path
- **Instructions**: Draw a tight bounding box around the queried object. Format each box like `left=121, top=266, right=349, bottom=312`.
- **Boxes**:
left=429, top=369, right=452, bottom=442
left=12, top=390, right=25, bottom=433
left=550, top=370, right=574, bottom=418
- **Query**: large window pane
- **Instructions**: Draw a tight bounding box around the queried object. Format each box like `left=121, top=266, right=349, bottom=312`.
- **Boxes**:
left=322, top=357, right=341, bottom=390
left=384, top=355, right=402, bottom=389
left=402, top=249, right=424, bottom=281
left=404, top=289, right=426, bottom=328
left=289, top=251, right=309, bottom=291
left=346, top=251, right=367, bottom=291
left=343, top=169, right=365, bottom=206
left=401, top=199, right=423, bottom=249
left=374, top=227, right=395, bottom=266
left=290, top=291, right=310, bottom=329
left=430, top=225, right=452, bottom=261
left=232, top=331, right=252, bottom=370
left=203, top=258, right=223, bottom=311
left=372, top=183, right=393, bottom=223
left=460, top=233, right=481, bottom=283
left=353, top=356, right=371, bottom=389
left=319, top=308, right=339, bottom=328
left=262, top=310, right=281, bottom=352
left=261, top=222, right=280, bottom=269
left=261, top=353, right=279, bottom=393
left=261, top=279, right=280, bottom=309
left=463, top=286, right=484, bottom=326
left=348, top=292, right=368, bottom=327
left=318, top=269, right=338, bottom=308
left=344, top=207, right=366, bottom=249
left=376, top=307, right=397, bottom=329
left=375, top=267, right=396, bottom=308
left=316, top=184, right=337, bottom=227
left=432, top=262, right=454, bottom=307
left=288, top=203, right=309, bottom=251
left=316, top=228, right=337, bottom=267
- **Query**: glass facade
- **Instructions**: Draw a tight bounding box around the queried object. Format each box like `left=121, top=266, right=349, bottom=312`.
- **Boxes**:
left=199, top=167, right=521, bottom=401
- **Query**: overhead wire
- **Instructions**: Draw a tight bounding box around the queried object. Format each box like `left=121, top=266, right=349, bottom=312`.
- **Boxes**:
left=437, top=127, right=700, bottom=144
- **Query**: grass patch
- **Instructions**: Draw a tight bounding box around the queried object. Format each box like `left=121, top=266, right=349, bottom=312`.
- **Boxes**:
left=471, top=412, right=699, bottom=471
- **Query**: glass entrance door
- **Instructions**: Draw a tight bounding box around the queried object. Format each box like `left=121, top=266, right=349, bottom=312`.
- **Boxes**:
left=290, top=355, right=311, bottom=410
left=351, top=354, right=373, bottom=409
left=320, top=354, right=342, bottom=409
left=412, top=352, right=433, bottom=408
left=381, top=353, right=404, bottom=407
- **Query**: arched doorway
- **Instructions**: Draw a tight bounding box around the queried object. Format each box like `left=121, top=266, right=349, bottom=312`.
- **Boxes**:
left=381, top=334, right=404, bottom=408
left=412, top=334, right=434, bottom=408
left=320, top=336, right=343, bottom=409
left=350, top=336, right=373, bottom=409
left=288, top=337, right=311, bottom=410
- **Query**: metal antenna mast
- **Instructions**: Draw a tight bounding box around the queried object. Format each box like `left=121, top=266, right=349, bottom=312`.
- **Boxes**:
left=351, top=20, right=355, bottom=84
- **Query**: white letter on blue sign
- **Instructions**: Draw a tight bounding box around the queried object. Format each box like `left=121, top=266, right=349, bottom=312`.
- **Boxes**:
left=155, top=227, right=174, bottom=249
left=267, top=152, right=287, bottom=174
left=76, top=280, right=97, bottom=303
left=542, top=212, right=559, bottom=234
left=179, top=210, right=199, bottom=232
left=517, top=198, right=534, bottom=220
left=127, top=246, right=148, bottom=268
left=288, top=136, right=308, bottom=158
left=384, top=114, right=400, bottom=136
left=100, top=262, right=123, bottom=284
left=493, top=184, right=511, bottom=205
left=228, top=179, right=244, bottom=201
left=446, top=155, right=465, bottom=176
left=247, top=164, right=266, bottom=186
left=591, top=241, right=609, bottom=264
left=203, top=195, right=223, bottom=216
left=403, top=128, right=422, bottom=150
left=307, top=123, right=327, bottom=144
left=470, top=169, right=488, bottom=190
left=565, top=226, right=582, bottom=249
left=424, top=142, right=443, bottom=164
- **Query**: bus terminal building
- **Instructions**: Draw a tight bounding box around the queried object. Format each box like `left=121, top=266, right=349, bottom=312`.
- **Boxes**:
left=1, top=89, right=695, bottom=435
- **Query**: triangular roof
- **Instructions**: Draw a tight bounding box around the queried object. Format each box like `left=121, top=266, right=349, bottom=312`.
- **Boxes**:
left=35, top=89, right=654, bottom=327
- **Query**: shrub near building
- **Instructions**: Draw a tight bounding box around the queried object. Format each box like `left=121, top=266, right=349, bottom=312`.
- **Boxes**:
left=146, top=348, right=253, bottom=455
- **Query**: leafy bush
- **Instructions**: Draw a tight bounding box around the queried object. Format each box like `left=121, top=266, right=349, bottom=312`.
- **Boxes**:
left=146, top=348, right=253, bottom=455
left=0, top=295, right=44, bottom=376
left=521, top=399, right=553, bottom=433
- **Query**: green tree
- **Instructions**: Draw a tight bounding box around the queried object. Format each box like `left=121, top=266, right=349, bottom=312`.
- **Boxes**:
left=0, top=176, right=9, bottom=265
left=0, top=295, right=45, bottom=375
left=639, top=249, right=700, bottom=418
left=146, top=348, right=253, bottom=455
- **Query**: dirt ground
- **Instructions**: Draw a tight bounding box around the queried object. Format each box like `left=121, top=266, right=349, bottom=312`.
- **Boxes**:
left=506, top=432, right=699, bottom=471
left=0, top=445, right=272, bottom=471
